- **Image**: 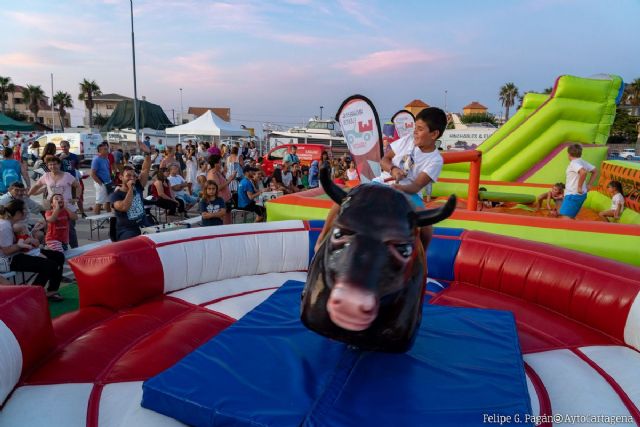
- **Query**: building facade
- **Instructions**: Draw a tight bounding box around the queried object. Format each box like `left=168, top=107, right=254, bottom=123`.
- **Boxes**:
left=83, top=93, right=132, bottom=126
left=462, top=101, right=488, bottom=116
left=4, top=85, right=71, bottom=130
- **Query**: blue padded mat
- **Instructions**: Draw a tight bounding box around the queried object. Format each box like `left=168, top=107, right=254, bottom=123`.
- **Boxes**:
left=142, top=281, right=532, bottom=427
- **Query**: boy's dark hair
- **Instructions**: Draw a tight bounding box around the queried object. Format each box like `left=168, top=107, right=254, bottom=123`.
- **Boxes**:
left=3, top=147, right=12, bottom=158
left=568, top=144, right=583, bottom=158
left=608, top=180, right=624, bottom=197
left=416, top=107, right=447, bottom=140
left=553, top=182, right=565, bottom=190
left=9, top=182, right=25, bottom=190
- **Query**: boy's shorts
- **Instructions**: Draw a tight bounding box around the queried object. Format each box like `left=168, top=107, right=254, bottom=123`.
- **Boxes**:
left=558, top=193, right=587, bottom=218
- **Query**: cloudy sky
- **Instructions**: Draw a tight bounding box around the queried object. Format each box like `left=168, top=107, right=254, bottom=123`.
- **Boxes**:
left=1, top=0, right=638, bottom=131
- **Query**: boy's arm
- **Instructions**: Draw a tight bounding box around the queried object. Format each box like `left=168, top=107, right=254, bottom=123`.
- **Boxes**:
left=576, top=168, right=588, bottom=194
left=379, top=149, right=397, bottom=174
left=545, top=192, right=552, bottom=210
left=393, top=172, right=431, bottom=194
left=46, top=209, right=61, bottom=223
left=587, top=166, right=598, bottom=188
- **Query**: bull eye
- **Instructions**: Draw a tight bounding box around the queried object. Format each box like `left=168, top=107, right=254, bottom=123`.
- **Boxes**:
left=394, top=243, right=413, bottom=258
left=332, top=228, right=343, bottom=239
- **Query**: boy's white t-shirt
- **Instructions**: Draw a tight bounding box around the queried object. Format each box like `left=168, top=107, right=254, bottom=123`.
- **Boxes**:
left=565, top=158, right=595, bottom=195
left=389, top=134, right=443, bottom=193
left=611, top=193, right=625, bottom=214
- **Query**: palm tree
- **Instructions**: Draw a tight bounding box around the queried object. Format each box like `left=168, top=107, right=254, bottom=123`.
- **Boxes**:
left=499, top=82, right=519, bottom=122
left=0, top=76, right=16, bottom=114
left=21, top=84, right=45, bottom=123
left=78, top=79, right=102, bottom=128
left=625, top=78, right=640, bottom=106
left=53, top=91, right=73, bottom=131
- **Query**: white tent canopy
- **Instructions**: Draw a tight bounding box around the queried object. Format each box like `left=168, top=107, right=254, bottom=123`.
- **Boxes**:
left=166, top=110, right=250, bottom=138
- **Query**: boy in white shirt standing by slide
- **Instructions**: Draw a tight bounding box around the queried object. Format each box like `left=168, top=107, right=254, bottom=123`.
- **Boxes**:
left=559, top=144, right=597, bottom=219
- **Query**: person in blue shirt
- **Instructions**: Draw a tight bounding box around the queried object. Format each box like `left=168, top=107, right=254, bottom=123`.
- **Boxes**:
left=283, top=145, right=300, bottom=165
left=308, top=160, right=319, bottom=188
left=237, top=166, right=265, bottom=222
left=0, top=147, right=29, bottom=193
left=91, top=142, right=113, bottom=214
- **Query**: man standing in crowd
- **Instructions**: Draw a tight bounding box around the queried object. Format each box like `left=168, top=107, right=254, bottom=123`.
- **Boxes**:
left=111, top=141, right=152, bottom=241
left=284, top=145, right=300, bottom=165
left=91, top=142, right=113, bottom=214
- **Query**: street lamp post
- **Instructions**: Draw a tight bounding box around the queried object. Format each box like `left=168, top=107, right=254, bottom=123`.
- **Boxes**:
left=130, top=0, right=140, bottom=146
left=179, top=88, right=183, bottom=124
left=320, top=106, right=324, bottom=120
left=444, top=90, right=448, bottom=113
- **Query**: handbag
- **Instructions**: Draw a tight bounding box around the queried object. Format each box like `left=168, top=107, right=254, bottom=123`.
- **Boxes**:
left=0, top=256, right=11, bottom=273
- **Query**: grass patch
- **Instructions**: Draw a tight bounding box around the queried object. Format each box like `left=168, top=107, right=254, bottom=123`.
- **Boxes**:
left=49, top=283, right=79, bottom=318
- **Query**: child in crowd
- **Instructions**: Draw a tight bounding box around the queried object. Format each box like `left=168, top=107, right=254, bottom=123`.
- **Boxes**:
left=301, top=166, right=310, bottom=189
left=599, top=180, right=625, bottom=221
left=559, top=144, right=597, bottom=219
left=535, top=182, right=565, bottom=217
left=12, top=222, right=43, bottom=257
left=45, top=194, right=77, bottom=252
left=199, top=181, right=226, bottom=227
left=193, top=175, right=207, bottom=199
left=332, top=168, right=346, bottom=185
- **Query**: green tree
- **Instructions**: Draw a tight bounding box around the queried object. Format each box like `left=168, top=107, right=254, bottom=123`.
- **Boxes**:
left=92, top=113, right=109, bottom=127
left=78, top=79, right=101, bottom=128
left=4, top=109, right=28, bottom=122
left=460, top=113, right=497, bottom=126
left=543, top=87, right=553, bottom=94
left=499, top=82, right=519, bottom=122
left=608, top=107, right=639, bottom=144
left=53, top=91, right=73, bottom=131
left=0, top=76, right=16, bottom=114
left=623, top=78, right=640, bottom=106
left=21, top=84, right=45, bottom=122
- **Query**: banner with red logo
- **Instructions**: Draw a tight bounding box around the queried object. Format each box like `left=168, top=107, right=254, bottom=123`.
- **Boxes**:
left=336, top=95, right=383, bottom=181
left=391, top=110, right=415, bottom=140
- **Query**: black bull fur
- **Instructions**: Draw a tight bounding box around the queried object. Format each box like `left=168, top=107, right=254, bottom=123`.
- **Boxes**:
left=301, top=167, right=457, bottom=352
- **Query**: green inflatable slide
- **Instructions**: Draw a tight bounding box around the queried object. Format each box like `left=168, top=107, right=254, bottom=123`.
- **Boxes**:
left=441, top=75, right=623, bottom=184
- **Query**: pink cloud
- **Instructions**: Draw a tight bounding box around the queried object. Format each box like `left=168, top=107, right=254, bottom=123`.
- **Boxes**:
left=0, top=52, right=48, bottom=69
left=336, top=49, right=444, bottom=76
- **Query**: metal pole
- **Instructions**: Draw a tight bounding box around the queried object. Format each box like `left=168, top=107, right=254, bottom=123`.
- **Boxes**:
left=444, top=90, right=448, bottom=112
left=50, top=73, right=55, bottom=131
left=130, top=0, right=140, bottom=146
left=179, top=88, right=183, bottom=124
left=320, top=106, right=323, bottom=120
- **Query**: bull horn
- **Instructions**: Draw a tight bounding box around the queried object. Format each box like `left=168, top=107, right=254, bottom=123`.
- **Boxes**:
left=320, top=165, right=347, bottom=204
left=415, top=195, right=457, bottom=226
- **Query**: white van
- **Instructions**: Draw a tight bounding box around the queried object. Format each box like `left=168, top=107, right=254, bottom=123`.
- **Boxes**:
left=36, top=132, right=102, bottom=163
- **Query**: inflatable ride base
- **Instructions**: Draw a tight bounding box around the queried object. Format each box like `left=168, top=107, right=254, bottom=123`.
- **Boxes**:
left=142, top=281, right=532, bottom=427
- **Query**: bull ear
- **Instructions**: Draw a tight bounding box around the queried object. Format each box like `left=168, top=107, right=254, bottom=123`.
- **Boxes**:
left=415, top=195, right=457, bottom=226
left=320, top=165, right=347, bottom=204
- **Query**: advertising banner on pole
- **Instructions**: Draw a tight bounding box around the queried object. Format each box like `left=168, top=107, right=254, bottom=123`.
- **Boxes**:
left=336, top=95, right=383, bottom=181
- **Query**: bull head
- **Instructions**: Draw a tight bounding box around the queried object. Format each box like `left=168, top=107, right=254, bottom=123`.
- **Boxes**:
left=301, top=166, right=456, bottom=352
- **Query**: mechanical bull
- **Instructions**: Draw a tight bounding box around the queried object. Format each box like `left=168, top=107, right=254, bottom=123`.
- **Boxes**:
left=301, top=167, right=456, bottom=352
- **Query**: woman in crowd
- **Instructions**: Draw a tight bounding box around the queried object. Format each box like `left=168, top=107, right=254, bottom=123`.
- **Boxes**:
left=208, top=155, right=235, bottom=224
left=151, top=167, right=185, bottom=216
left=32, top=143, right=57, bottom=181
left=29, top=156, right=80, bottom=248
left=346, top=160, right=359, bottom=181
left=184, top=145, right=198, bottom=192
left=0, top=199, right=65, bottom=301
